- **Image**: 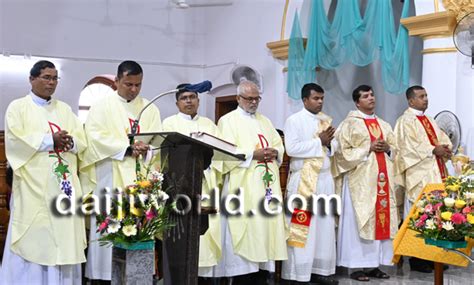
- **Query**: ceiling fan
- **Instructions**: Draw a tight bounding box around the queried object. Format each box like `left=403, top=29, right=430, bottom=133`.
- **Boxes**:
left=171, top=0, right=233, bottom=9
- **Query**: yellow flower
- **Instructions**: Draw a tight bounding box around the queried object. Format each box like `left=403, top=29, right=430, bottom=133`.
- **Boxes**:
left=441, top=211, right=452, bottom=221
left=130, top=206, right=144, bottom=217
left=137, top=180, right=151, bottom=188
left=467, top=214, right=474, bottom=224
left=446, top=184, right=460, bottom=192
left=128, top=186, right=137, bottom=194
left=455, top=199, right=467, bottom=209
left=117, top=208, right=124, bottom=221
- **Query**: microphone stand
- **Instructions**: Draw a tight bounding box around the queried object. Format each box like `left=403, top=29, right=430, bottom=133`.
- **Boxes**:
left=129, top=88, right=179, bottom=145
left=128, top=88, right=179, bottom=177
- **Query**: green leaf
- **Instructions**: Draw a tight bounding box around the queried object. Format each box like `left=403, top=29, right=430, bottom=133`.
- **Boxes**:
left=54, top=163, right=70, bottom=176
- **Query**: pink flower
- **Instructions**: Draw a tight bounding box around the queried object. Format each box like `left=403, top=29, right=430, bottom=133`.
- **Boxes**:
left=451, top=213, right=467, bottom=225
left=98, top=218, right=109, bottom=232
left=419, top=214, right=429, bottom=222
left=415, top=219, right=425, bottom=227
left=145, top=209, right=156, bottom=221
left=463, top=207, right=472, bottom=214
left=424, top=204, right=433, bottom=214
left=433, top=202, right=443, bottom=211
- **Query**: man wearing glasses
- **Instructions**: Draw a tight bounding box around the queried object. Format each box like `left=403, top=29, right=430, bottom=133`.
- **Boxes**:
left=208, top=80, right=287, bottom=284
left=162, top=84, right=223, bottom=282
left=1, top=60, right=87, bottom=284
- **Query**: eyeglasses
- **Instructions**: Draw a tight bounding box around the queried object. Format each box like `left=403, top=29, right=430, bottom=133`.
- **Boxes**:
left=38, top=76, right=60, bottom=82
left=178, top=94, right=198, bottom=101
left=239, top=95, right=262, bottom=103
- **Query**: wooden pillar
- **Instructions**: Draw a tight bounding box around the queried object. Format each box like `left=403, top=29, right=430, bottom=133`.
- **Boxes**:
left=0, top=131, right=9, bottom=261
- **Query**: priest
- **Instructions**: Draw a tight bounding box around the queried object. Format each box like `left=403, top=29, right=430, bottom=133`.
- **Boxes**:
left=333, top=85, right=398, bottom=282
left=80, top=60, right=162, bottom=282
left=1, top=60, right=87, bottom=284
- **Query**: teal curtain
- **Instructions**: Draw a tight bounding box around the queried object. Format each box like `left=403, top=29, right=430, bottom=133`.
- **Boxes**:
left=287, top=0, right=410, bottom=99
left=287, top=12, right=309, bottom=100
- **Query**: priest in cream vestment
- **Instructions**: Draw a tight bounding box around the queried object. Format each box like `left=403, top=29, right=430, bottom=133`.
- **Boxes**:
left=162, top=84, right=223, bottom=274
left=1, top=61, right=86, bottom=285
left=205, top=81, right=287, bottom=283
left=333, top=85, right=398, bottom=282
left=80, top=61, right=162, bottom=281
left=394, top=85, right=452, bottom=217
left=281, top=83, right=338, bottom=285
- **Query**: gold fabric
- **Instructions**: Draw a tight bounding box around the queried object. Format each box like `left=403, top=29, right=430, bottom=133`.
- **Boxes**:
left=394, top=108, right=452, bottom=203
left=393, top=183, right=473, bottom=266
left=287, top=113, right=331, bottom=247
left=332, top=111, right=398, bottom=240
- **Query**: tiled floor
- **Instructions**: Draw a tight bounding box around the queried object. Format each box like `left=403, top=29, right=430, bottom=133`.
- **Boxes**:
left=334, top=258, right=474, bottom=285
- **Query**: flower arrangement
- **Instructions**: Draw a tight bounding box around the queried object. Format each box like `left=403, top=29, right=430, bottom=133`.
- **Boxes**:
left=96, top=158, right=174, bottom=247
left=409, top=168, right=474, bottom=246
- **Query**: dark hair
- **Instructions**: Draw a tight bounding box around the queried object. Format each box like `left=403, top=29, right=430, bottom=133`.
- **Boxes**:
left=175, top=83, right=197, bottom=101
left=301, top=83, right=324, bottom=100
left=352, top=84, right=372, bottom=102
left=30, top=60, right=55, bottom=77
left=117, top=60, right=143, bottom=79
left=406, top=85, right=425, bottom=100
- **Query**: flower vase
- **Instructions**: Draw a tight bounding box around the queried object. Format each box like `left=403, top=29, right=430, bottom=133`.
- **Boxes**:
left=111, top=240, right=155, bottom=285
left=424, top=238, right=468, bottom=249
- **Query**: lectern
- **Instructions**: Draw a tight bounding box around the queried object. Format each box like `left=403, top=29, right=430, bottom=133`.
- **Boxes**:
left=134, top=132, right=244, bottom=285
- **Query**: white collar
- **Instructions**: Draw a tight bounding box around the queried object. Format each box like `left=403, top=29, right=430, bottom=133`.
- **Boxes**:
left=409, top=107, right=424, bottom=116
left=116, top=91, right=136, bottom=103
left=357, top=110, right=376, bottom=119
left=237, top=106, right=256, bottom=118
left=178, top=112, right=199, bottom=121
left=29, top=91, right=51, bottom=106
left=302, top=107, right=320, bottom=119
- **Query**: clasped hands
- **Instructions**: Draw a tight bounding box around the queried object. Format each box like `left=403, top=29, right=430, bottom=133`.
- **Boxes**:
left=129, top=141, right=150, bottom=158
left=319, top=126, right=335, bottom=147
left=53, top=130, right=74, bottom=152
left=370, top=138, right=390, bottom=153
left=433, top=144, right=452, bottom=159
left=253, top=147, right=278, bottom=162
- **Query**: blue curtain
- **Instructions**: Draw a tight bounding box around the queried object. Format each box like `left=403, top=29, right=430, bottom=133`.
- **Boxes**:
left=287, top=12, right=309, bottom=100
left=287, top=0, right=410, bottom=99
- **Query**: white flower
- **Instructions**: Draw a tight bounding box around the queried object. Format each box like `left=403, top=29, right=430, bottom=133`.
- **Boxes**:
left=418, top=207, right=425, bottom=213
left=157, top=190, right=169, bottom=201
left=138, top=193, right=149, bottom=204
left=122, top=225, right=137, bottom=236
left=425, top=219, right=436, bottom=230
left=442, top=221, right=454, bottom=231
left=150, top=171, right=164, bottom=182
left=444, top=197, right=455, bottom=208
left=417, top=200, right=425, bottom=208
left=107, top=221, right=121, bottom=233
left=465, top=192, right=474, bottom=200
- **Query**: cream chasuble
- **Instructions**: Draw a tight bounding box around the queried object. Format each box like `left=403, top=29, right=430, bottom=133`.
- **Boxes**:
left=394, top=108, right=451, bottom=203
left=80, top=91, right=162, bottom=190
left=217, top=108, right=288, bottom=262
left=5, top=94, right=87, bottom=266
left=333, top=110, right=398, bottom=240
left=162, top=113, right=222, bottom=267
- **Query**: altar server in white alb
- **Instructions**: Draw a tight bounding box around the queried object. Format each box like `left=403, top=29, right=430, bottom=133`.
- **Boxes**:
left=282, top=83, right=338, bottom=285
left=1, top=60, right=87, bottom=285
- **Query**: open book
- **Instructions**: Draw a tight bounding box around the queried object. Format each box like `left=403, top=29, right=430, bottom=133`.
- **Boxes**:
left=190, top=132, right=238, bottom=155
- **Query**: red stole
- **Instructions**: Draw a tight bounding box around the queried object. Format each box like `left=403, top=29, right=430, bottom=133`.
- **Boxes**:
left=363, top=118, right=391, bottom=240
left=416, top=115, right=447, bottom=180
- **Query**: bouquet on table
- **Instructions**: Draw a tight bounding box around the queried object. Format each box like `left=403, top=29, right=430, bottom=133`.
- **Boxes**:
left=409, top=167, right=474, bottom=249
left=96, top=156, right=174, bottom=248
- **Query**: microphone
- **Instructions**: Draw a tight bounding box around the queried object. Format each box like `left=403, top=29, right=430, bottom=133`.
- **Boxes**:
left=129, top=80, right=213, bottom=144
left=179, top=80, right=212, bottom=93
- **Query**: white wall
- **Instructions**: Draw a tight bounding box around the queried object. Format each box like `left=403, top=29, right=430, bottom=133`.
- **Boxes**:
left=1, top=0, right=422, bottom=131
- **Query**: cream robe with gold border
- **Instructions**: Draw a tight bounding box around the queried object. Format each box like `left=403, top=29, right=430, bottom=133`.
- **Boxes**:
left=333, top=110, right=398, bottom=240
left=162, top=113, right=222, bottom=268
left=394, top=108, right=451, bottom=203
